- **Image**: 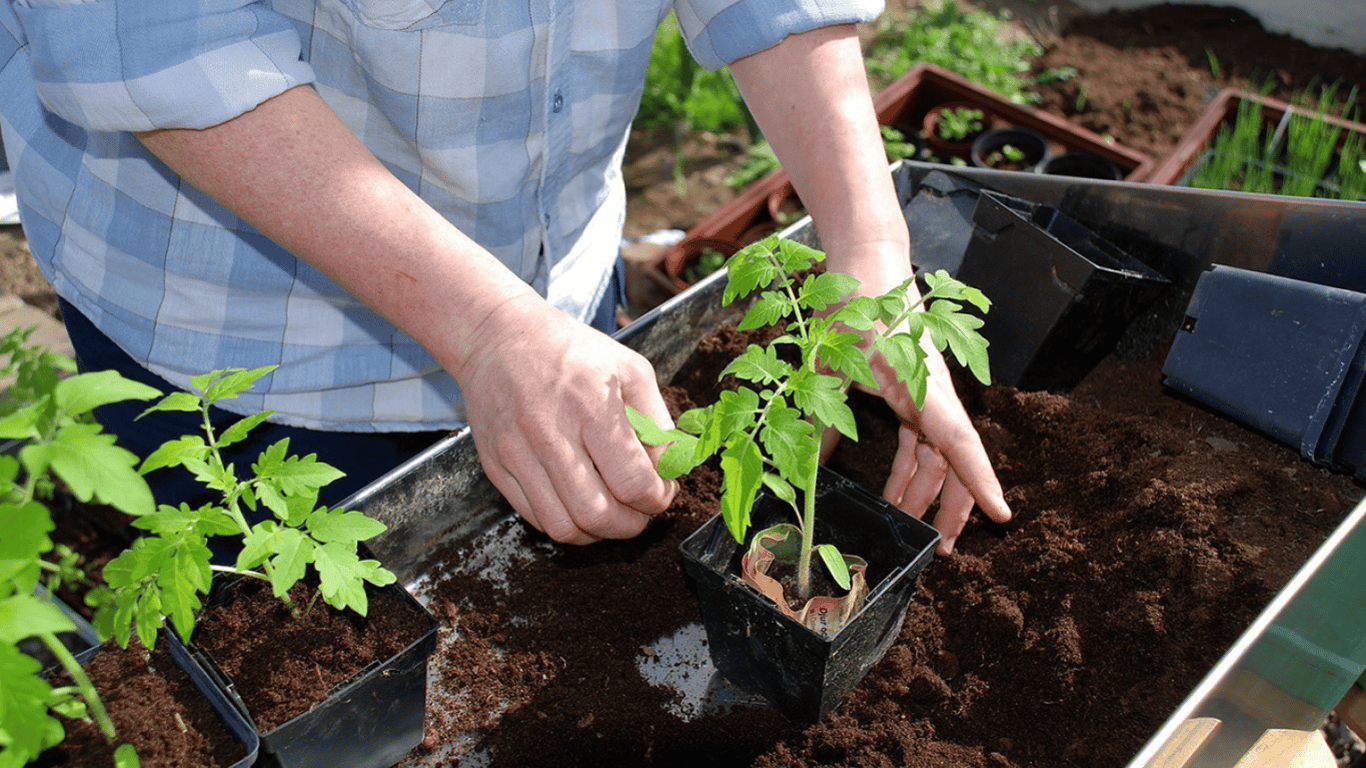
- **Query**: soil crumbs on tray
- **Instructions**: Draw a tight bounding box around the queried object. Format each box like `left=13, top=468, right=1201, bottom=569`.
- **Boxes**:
left=404, top=323, right=1361, bottom=768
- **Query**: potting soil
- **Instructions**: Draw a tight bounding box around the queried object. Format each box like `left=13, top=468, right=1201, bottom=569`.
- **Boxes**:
left=403, top=326, right=1362, bottom=768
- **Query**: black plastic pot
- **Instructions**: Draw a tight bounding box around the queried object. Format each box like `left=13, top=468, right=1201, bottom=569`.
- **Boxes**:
left=678, top=466, right=939, bottom=723
left=955, top=190, right=1171, bottom=392
left=1042, top=151, right=1122, bottom=180
left=192, top=579, right=440, bottom=768
left=970, top=127, right=1050, bottom=172
left=1162, top=265, right=1366, bottom=481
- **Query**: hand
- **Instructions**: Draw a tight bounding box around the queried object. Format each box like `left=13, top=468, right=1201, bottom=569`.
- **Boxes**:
left=452, top=297, right=677, bottom=544
left=822, top=259, right=1012, bottom=557
left=867, top=336, right=1011, bottom=556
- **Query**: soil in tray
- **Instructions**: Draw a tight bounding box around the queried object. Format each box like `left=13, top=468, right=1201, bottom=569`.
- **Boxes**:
left=36, top=636, right=245, bottom=768
left=405, top=326, right=1362, bottom=768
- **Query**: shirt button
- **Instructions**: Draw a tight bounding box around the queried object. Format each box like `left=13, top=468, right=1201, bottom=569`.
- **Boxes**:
left=552, top=92, right=564, bottom=113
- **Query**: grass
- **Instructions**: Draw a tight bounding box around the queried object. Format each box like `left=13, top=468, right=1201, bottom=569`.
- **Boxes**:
left=1188, top=81, right=1366, bottom=201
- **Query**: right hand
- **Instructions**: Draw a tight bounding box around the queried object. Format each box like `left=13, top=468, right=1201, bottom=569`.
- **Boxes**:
left=451, top=295, right=678, bottom=545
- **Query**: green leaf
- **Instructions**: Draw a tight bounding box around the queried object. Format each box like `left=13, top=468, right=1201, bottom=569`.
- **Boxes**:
left=138, top=391, right=205, bottom=418
left=197, top=366, right=276, bottom=407
left=266, top=528, right=313, bottom=599
left=139, top=435, right=208, bottom=476
left=816, top=543, right=852, bottom=591
left=722, top=236, right=781, bottom=304
left=217, top=411, right=272, bottom=450
left=0, top=501, right=54, bottom=577
left=0, top=594, right=74, bottom=644
left=0, top=403, right=40, bottom=440
left=312, top=542, right=370, bottom=616
left=27, top=426, right=154, bottom=517
left=736, top=291, right=789, bottom=331
left=761, top=472, right=796, bottom=506
left=797, top=271, right=860, bottom=313
left=718, top=433, right=763, bottom=543
left=114, top=743, right=141, bottom=768
left=789, top=370, right=858, bottom=441
left=252, top=439, right=345, bottom=498
left=0, top=642, right=60, bottom=763
left=305, top=508, right=388, bottom=545
left=54, top=370, right=160, bottom=417
left=133, top=587, right=163, bottom=651
left=775, top=237, right=824, bottom=274
left=757, top=400, right=817, bottom=487
left=721, top=344, right=791, bottom=387
left=814, top=330, right=876, bottom=389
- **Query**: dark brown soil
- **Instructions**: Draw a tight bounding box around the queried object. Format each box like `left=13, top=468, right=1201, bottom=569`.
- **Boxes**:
left=37, top=636, right=246, bottom=768
left=191, top=578, right=433, bottom=732
left=402, top=318, right=1361, bottom=767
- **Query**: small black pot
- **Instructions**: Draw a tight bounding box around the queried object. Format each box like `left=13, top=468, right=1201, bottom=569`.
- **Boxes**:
left=1042, top=151, right=1122, bottom=180
left=1162, top=265, right=1366, bottom=482
left=678, top=466, right=939, bottom=723
left=192, top=578, right=440, bottom=768
left=970, top=127, right=1050, bottom=172
left=955, top=190, right=1170, bottom=392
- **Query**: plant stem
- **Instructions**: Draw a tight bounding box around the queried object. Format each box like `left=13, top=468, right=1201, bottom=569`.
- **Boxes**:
left=794, top=426, right=822, bottom=603
left=43, top=633, right=118, bottom=743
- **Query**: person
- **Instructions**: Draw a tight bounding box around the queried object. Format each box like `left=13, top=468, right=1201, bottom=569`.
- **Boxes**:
left=0, top=0, right=1010, bottom=555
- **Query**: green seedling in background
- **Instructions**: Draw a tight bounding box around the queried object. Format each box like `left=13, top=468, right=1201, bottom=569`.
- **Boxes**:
left=0, top=327, right=154, bottom=767
left=97, top=366, right=396, bottom=652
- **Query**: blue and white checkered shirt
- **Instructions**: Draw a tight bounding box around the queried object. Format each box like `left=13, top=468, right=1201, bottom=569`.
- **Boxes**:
left=0, top=0, right=880, bottom=431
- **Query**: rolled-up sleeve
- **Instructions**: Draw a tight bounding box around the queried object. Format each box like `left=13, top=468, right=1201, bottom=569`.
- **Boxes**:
left=673, top=0, right=883, bottom=70
left=14, top=0, right=314, bottom=131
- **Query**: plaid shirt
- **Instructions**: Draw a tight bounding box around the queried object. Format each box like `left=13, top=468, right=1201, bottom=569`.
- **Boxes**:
left=0, top=0, right=880, bottom=431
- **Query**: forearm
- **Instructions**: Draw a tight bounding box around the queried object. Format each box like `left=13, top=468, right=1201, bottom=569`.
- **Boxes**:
left=134, top=84, right=544, bottom=380
left=729, top=25, right=911, bottom=287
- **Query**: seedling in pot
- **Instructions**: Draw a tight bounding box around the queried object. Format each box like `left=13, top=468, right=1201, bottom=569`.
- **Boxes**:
left=0, top=327, right=158, bottom=767
left=96, top=366, right=397, bottom=652
left=630, top=236, right=990, bottom=636
left=934, top=107, right=984, bottom=142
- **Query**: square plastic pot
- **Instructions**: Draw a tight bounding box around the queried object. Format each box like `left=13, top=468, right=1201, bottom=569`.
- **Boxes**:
left=191, top=578, right=441, bottom=768
left=60, top=635, right=261, bottom=768
left=955, top=189, right=1171, bottom=392
left=1162, top=264, right=1366, bottom=481
left=677, top=466, right=939, bottom=724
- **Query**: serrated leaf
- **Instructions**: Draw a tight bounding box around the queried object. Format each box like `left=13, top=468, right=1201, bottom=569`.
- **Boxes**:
left=816, top=543, right=852, bottom=591
left=160, top=543, right=209, bottom=645
left=790, top=370, right=858, bottom=441
left=836, top=295, right=881, bottom=331
left=134, top=587, right=163, bottom=651
left=312, top=542, right=369, bottom=615
left=736, top=291, right=789, bottom=331
left=306, top=508, right=387, bottom=544
left=876, top=334, right=930, bottom=390
left=252, top=440, right=345, bottom=498
left=722, top=236, right=781, bottom=305
left=236, top=523, right=278, bottom=571
left=718, top=433, right=763, bottom=544
left=757, top=401, right=817, bottom=487
left=32, top=426, right=155, bottom=517
left=198, top=365, right=276, bottom=406
left=814, top=330, right=876, bottom=390
left=0, top=642, right=59, bottom=762
left=656, top=436, right=701, bottom=480
left=266, top=528, right=312, bottom=599
left=797, top=271, right=860, bottom=312
left=0, top=402, right=40, bottom=440
left=139, top=435, right=208, bottom=476
left=775, top=237, right=824, bottom=273
left=0, top=501, right=54, bottom=568
left=721, top=344, right=791, bottom=387
left=54, top=370, right=160, bottom=418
